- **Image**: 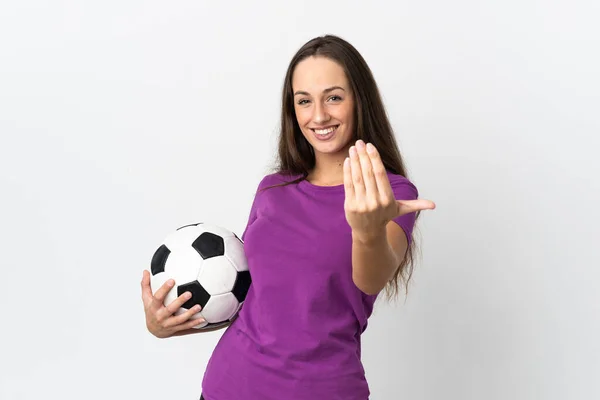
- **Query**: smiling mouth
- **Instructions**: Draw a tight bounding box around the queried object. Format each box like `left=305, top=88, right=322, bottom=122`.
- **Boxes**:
left=311, top=125, right=339, bottom=135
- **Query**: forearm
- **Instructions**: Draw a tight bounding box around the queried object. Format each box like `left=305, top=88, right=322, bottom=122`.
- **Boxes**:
left=351, top=228, right=399, bottom=295
left=170, top=321, right=232, bottom=337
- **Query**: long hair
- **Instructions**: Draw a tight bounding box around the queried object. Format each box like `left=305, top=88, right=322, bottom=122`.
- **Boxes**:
left=261, top=34, right=422, bottom=303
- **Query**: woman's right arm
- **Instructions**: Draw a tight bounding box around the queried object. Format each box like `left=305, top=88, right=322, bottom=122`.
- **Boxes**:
left=171, top=320, right=233, bottom=336
left=141, top=269, right=213, bottom=339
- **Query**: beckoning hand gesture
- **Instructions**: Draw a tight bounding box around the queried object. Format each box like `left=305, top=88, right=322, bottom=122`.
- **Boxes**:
left=343, top=140, right=436, bottom=240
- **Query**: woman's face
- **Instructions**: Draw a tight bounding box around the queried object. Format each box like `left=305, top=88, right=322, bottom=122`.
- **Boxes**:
left=292, top=56, right=355, bottom=157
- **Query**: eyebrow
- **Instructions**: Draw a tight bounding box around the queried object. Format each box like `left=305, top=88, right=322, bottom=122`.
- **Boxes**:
left=293, top=86, right=346, bottom=96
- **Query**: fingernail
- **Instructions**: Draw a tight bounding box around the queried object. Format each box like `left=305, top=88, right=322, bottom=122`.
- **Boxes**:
left=366, top=143, right=375, bottom=153
left=356, top=140, right=365, bottom=149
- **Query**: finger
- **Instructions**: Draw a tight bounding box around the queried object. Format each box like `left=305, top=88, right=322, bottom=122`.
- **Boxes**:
left=141, top=270, right=153, bottom=307
left=396, top=199, right=437, bottom=216
left=343, top=156, right=354, bottom=200
left=165, top=304, right=203, bottom=328
left=356, top=141, right=378, bottom=202
left=157, top=290, right=193, bottom=320
left=150, top=278, right=175, bottom=311
left=180, top=315, right=208, bottom=331
left=366, top=143, right=394, bottom=201
left=349, top=145, right=365, bottom=203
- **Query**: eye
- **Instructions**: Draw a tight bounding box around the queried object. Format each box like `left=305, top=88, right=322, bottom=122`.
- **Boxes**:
left=297, top=99, right=310, bottom=105
left=328, top=95, right=342, bottom=102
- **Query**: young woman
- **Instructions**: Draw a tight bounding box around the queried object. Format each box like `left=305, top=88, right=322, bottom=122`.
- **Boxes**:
left=141, top=34, right=435, bottom=400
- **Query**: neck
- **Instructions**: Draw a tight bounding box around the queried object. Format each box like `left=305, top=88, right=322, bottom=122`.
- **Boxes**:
left=306, top=150, right=348, bottom=186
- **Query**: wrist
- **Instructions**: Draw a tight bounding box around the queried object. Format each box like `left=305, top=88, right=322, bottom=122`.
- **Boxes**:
left=351, top=227, right=387, bottom=245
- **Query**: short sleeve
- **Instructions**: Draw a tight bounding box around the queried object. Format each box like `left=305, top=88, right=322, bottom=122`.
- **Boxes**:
left=389, top=174, right=419, bottom=246
left=241, top=195, right=259, bottom=242
left=240, top=175, right=268, bottom=242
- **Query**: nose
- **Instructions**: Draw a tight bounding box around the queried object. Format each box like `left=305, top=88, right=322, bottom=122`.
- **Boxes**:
left=312, top=102, right=330, bottom=124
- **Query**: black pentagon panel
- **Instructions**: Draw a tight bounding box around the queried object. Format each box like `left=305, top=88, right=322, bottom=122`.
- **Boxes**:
left=177, top=281, right=211, bottom=309
left=176, top=222, right=201, bottom=231
left=231, top=270, right=252, bottom=302
left=150, top=244, right=170, bottom=275
left=192, top=232, right=225, bottom=259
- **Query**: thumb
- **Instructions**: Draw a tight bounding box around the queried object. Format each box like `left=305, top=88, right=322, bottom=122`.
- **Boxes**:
left=396, top=199, right=436, bottom=217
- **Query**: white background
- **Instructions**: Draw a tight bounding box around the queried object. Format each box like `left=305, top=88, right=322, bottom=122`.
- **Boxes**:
left=1, top=1, right=599, bottom=399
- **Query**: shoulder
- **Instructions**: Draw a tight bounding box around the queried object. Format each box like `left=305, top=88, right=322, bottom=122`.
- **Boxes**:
left=256, top=172, right=286, bottom=189
left=256, top=171, right=301, bottom=190
left=386, top=170, right=419, bottom=200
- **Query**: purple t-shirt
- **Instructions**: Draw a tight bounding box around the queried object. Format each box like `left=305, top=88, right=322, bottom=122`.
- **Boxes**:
left=201, top=171, right=418, bottom=400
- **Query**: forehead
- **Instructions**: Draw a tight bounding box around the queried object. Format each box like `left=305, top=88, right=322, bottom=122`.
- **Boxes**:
left=292, top=56, right=348, bottom=91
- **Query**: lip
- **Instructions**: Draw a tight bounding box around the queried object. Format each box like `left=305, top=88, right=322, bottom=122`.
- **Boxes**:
left=310, top=125, right=339, bottom=133
left=311, top=125, right=339, bottom=141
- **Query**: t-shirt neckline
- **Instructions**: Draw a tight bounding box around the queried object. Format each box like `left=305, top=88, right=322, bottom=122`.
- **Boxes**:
left=297, top=178, right=346, bottom=193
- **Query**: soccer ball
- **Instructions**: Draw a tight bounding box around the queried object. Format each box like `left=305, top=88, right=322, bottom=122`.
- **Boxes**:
left=149, top=222, right=251, bottom=330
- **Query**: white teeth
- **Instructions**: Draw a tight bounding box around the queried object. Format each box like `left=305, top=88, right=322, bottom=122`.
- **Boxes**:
left=314, top=126, right=336, bottom=135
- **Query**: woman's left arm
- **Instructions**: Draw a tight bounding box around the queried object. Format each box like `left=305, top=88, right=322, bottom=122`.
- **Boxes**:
left=351, top=222, right=407, bottom=295
left=343, top=140, right=435, bottom=295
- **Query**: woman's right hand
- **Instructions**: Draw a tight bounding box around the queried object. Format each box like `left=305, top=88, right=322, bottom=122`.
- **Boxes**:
left=141, top=269, right=206, bottom=338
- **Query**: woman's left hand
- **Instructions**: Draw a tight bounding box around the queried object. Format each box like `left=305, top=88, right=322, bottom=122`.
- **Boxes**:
left=343, top=140, right=436, bottom=241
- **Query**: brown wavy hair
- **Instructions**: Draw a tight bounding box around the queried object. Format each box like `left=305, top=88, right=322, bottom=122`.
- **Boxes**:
left=260, top=34, right=422, bottom=302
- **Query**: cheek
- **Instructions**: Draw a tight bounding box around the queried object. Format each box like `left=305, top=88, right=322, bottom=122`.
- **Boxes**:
left=340, top=108, right=354, bottom=130
left=334, top=102, right=352, bottom=122
left=294, top=108, right=311, bottom=127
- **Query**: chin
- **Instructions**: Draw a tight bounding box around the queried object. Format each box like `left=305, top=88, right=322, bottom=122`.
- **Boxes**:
left=305, top=129, right=351, bottom=153
left=313, top=141, right=350, bottom=155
